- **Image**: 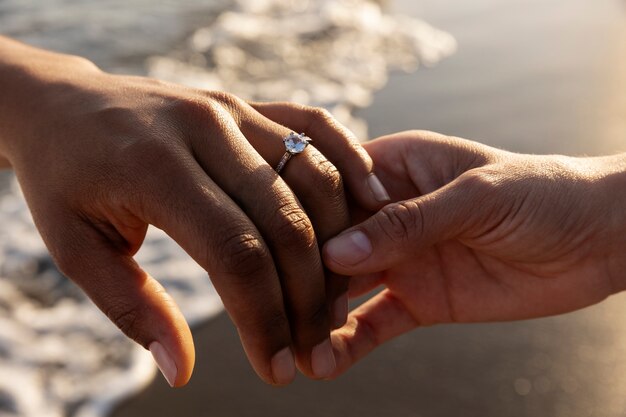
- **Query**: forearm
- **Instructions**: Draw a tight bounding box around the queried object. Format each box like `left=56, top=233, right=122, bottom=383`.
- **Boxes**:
left=0, top=36, right=100, bottom=168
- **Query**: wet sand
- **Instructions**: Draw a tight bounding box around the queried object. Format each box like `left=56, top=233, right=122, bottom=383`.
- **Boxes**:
left=114, top=301, right=626, bottom=417
left=113, top=1, right=626, bottom=416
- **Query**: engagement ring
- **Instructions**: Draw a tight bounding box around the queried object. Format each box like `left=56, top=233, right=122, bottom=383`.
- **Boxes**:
left=275, top=132, right=311, bottom=173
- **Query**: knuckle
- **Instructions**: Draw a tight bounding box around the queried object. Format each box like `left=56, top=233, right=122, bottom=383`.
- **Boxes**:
left=171, top=97, right=226, bottom=129
left=208, top=91, right=242, bottom=109
left=376, top=201, right=423, bottom=243
left=346, top=139, right=370, bottom=160
left=143, top=77, right=170, bottom=88
left=312, top=159, right=344, bottom=201
left=305, top=106, right=337, bottom=133
left=271, top=203, right=316, bottom=250
left=307, top=106, right=333, bottom=123
left=105, top=301, right=145, bottom=344
left=206, top=91, right=245, bottom=125
left=304, top=106, right=365, bottom=152
left=69, top=55, right=101, bottom=72
left=170, top=96, right=208, bottom=117
left=132, top=76, right=170, bottom=89
left=219, top=231, right=273, bottom=279
left=459, top=169, right=504, bottom=195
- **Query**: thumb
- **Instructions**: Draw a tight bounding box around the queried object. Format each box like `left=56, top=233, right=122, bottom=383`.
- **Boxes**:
left=323, top=178, right=474, bottom=275
left=48, top=220, right=195, bottom=388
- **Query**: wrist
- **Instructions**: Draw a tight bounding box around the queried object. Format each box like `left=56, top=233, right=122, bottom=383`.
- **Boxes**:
left=0, top=36, right=101, bottom=166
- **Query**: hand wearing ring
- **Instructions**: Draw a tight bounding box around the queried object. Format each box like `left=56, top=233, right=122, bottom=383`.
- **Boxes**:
left=0, top=37, right=392, bottom=388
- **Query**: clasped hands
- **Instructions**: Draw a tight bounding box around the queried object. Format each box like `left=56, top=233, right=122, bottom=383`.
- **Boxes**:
left=2, top=39, right=624, bottom=388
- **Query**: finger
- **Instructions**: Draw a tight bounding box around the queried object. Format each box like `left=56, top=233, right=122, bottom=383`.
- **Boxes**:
left=282, top=145, right=351, bottom=329
left=250, top=101, right=390, bottom=210
left=270, top=143, right=352, bottom=330
left=184, top=102, right=336, bottom=380
left=131, top=145, right=297, bottom=385
left=361, top=131, right=498, bottom=199
left=232, top=102, right=352, bottom=328
left=330, top=289, right=418, bottom=378
left=347, top=272, right=385, bottom=298
left=44, top=214, right=194, bottom=388
left=323, top=176, right=477, bottom=276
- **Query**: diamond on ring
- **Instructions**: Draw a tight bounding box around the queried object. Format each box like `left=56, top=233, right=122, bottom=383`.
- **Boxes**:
left=284, top=132, right=311, bottom=154
left=275, top=132, right=311, bottom=173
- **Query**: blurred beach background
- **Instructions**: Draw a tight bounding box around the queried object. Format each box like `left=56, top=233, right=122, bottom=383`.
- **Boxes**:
left=1, top=0, right=625, bottom=416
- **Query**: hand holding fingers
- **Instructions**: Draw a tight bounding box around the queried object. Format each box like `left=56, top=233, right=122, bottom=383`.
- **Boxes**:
left=319, top=131, right=624, bottom=377
left=199, top=94, right=406, bottom=374
left=213, top=98, right=357, bottom=328
left=323, top=177, right=474, bottom=276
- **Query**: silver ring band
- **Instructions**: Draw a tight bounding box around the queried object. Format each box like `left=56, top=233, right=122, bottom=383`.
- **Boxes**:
left=275, top=152, right=293, bottom=174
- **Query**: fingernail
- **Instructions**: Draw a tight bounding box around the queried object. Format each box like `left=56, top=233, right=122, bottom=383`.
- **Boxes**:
left=367, top=173, right=390, bottom=202
left=149, top=341, right=178, bottom=387
left=326, top=231, right=372, bottom=266
left=332, top=293, right=348, bottom=328
left=271, top=347, right=296, bottom=385
left=311, top=339, right=336, bottom=379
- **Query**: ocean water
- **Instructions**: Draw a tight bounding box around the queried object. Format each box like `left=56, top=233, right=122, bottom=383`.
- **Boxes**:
left=367, top=0, right=626, bottom=155
left=0, top=1, right=456, bottom=416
